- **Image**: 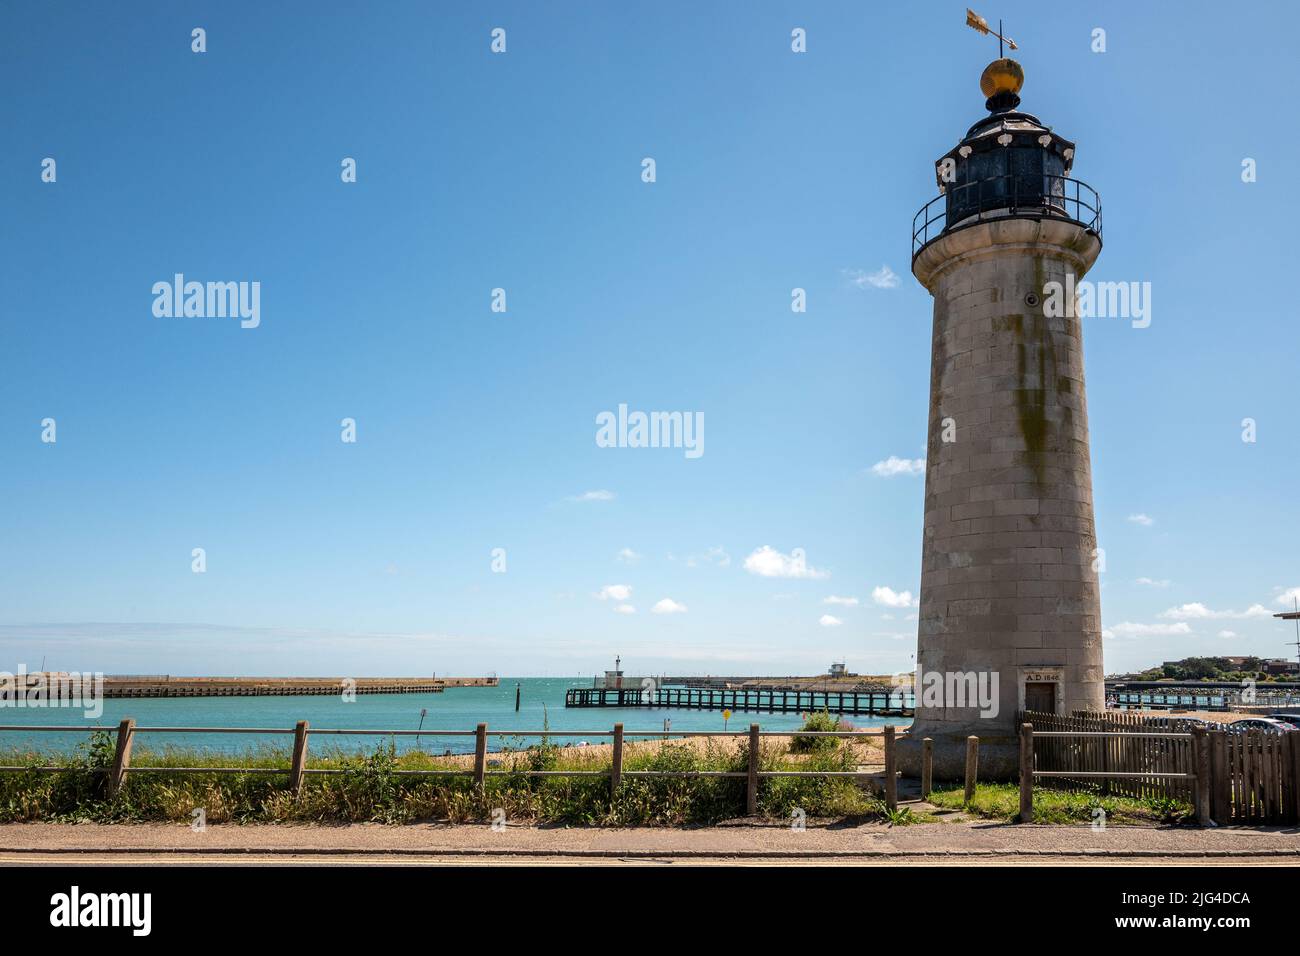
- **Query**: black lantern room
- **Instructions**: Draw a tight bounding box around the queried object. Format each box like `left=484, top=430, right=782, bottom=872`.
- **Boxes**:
left=912, top=57, right=1101, bottom=253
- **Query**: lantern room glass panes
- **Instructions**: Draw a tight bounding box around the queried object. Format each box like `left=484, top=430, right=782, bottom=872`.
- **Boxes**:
left=947, top=143, right=1066, bottom=224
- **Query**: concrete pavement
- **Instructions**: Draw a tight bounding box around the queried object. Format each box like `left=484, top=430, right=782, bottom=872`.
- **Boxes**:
left=1, top=819, right=1296, bottom=865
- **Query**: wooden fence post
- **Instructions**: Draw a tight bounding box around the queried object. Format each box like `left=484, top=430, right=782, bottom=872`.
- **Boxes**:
left=107, top=718, right=135, bottom=799
left=611, top=722, right=624, bottom=796
left=920, top=737, right=933, bottom=800
left=964, top=736, right=979, bottom=805
left=1192, top=725, right=1211, bottom=827
left=1019, top=723, right=1033, bottom=823
left=1291, top=731, right=1300, bottom=824
left=746, top=723, right=760, bottom=815
left=289, top=720, right=309, bottom=797
left=473, top=722, right=487, bottom=788
left=883, top=725, right=897, bottom=812
left=1210, top=729, right=1229, bottom=824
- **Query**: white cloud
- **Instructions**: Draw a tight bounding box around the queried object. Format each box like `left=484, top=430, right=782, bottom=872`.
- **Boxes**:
left=742, top=546, right=829, bottom=579
left=844, top=265, right=900, bottom=289
left=568, top=489, right=616, bottom=502
left=819, top=614, right=842, bottom=627
left=614, top=604, right=636, bottom=615
left=872, top=585, right=917, bottom=609
left=1274, top=587, right=1300, bottom=607
left=1135, top=577, right=1170, bottom=588
left=1218, top=630, right=1237, bottom=639
left=1127, top=513, right=1154, bottom=527
left=1160, top=602, right=1212, bottom=620
left=651, top=598, right=687, bottom=615
left=870, top=456, right=925, bottom=478
left=1159, top=602, right=1271, bottom=621
left=676, top=546, right=730, bottom=569
left=596, top=584, right=632, bottom=602
left=1103, top=621, right=1193, bottom=639
left=615, top=548, right=641, bottom=564
left=824, top=595, right=859, bottom=607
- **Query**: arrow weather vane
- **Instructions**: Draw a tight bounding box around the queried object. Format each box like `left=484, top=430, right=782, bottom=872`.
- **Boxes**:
left=966, top=8, right=1018, bottom=57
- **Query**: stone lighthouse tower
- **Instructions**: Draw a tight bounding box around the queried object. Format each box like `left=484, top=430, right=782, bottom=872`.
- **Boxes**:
left=900, top=57, right=1105, bottom=777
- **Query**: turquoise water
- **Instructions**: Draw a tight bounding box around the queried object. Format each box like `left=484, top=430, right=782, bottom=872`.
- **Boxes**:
left=0, top=678, right=911, bottom=757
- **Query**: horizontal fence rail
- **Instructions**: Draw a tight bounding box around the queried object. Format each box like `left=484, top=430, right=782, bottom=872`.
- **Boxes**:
left=0, top=720, right=912, bottom=815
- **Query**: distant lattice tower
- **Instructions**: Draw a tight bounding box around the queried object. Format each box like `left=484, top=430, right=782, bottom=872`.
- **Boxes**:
left=899, top=58, right=1106, bottom=778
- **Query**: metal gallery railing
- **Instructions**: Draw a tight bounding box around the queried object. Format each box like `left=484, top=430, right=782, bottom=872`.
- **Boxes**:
left=912, top=173, right=1102, bottom=258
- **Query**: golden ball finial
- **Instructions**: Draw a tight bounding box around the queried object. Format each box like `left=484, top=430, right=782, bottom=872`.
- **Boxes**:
left=980, top=58, right=1024, bottom=98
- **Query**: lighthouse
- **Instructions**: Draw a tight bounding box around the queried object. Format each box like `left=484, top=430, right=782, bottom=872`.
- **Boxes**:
left=900, top=56, right=1105, bottom=777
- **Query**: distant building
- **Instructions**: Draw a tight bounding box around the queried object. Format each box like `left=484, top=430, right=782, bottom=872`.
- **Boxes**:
left=595, top=656, right=626, bottom=689
left=592, top=656, right=661, bottom=690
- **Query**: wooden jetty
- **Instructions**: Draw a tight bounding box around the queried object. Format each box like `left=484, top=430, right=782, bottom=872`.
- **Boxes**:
left=565, top=685, right=912, bottom=717
left=1104, top=679, right=1300, bottom=713
left=661, top=674, right=906, bottom=693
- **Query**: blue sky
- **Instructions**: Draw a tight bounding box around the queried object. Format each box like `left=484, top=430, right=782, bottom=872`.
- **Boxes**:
left=2, top=1, right=1297, bottom=677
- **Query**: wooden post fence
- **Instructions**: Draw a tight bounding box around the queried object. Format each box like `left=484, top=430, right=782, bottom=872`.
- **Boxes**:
left=1019, top=723, right=1033, bottom=823
left=473, top=722, right=487, bottom=788
left=964, top=735, right=979, bottom=804
left=289, top=720, right=309, bottom=796
left=106, top=718, right=135, bottom=799
left=920, top=737, right=933, bottom=800
left=883, top=724, right=897, bottom=811
left=746, top=723, right=760, bottom=815
left=610, top=722, right=624, bottom=796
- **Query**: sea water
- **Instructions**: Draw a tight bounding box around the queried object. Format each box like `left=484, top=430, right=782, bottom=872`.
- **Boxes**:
left=0, top=678, right=911, bottom=757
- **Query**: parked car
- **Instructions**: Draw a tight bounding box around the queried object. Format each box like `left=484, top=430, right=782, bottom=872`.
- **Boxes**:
left=1264, top=714, right=1300, bottom=729
left=1229, top=717, right=1297, bottom=733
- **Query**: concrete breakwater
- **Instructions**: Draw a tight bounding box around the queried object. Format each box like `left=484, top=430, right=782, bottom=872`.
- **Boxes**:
left=97, top=676, right=499, bottom=699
